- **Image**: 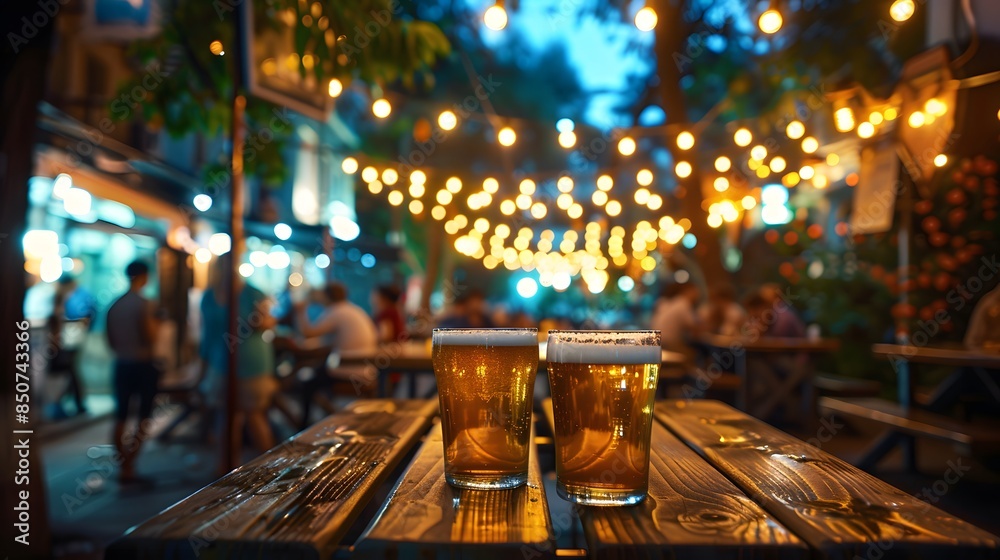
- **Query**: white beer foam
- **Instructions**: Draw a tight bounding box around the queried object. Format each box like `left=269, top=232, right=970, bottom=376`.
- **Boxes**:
left=547, top=342, right=660, bottom=365
left=433, top=329, right=537, bottom=347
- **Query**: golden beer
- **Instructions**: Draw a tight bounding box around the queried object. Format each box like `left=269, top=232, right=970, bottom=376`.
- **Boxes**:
left=547, top=331, right=660, bottom=505
left=432, top=328, right=538, bottom=489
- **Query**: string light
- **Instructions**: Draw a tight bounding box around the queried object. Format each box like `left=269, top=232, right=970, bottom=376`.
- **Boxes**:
left=676, top=131, right=695, bottom=150
left=436, top=190, right=453, bottom=205
left=328, top=78, right=343, bottom=98
left=799, top=165, right=815, bottom=180
left=734, top=128, right=752, bottom=147
left=341, top=157, right=358, bottom=174
left=361, top=166, right=378, bottom=183
left=516, top=194, right=532, bottom=210
left=557, top=176, right=574, bottom=193
left=857, top=121, right=875, bottom=138
left=431, top=205, right=447, bottom=220
left=409, top=200, right=424, bottom=215
left=438, top=110, right=457, bottom=130
left=634, top=188, right=651, bottom=205
left=618, top=136, right=636, bottom=156
left=382, top=168, right=399, bottom=185
left=209, top=40, right=224, bottom=56
left=372, top=98, right=391, bottom=118
left=483, top=177, right=500, bottom=194
left=834, top=107, right=855, bottom=132
left=597, top=175, right=613, bottom=191
left=801, top=137, right=819, bottom=153
left=750, top=145, right=767, bottom=160
left=408, top=183, right=425, bottom=198
left=634, top=6, right=657, bottom=31
left=714, top=156, right=731, bottom=173
left=387, top=190, right=404, bottom=206
left=925, top=98, right=947, bottom=117
left=558, top=130, right=576, bottom=148
left=758, top=9, right=782, bottom=34
left=410, top=170, right=427, bottom=184
left=368, top=180, right=383, bottom=194
left=713, top=177, right=729, bottom=192
left=484, top=2, right=507, bottom=30
left=498, top=126, right=517, bottom=146
left=769, top=157, right=787, bottom=173
left=636, top=169, right=653, bottom=186
left=785, top=121, right=804, bottom=139
left=934, top=154, right=948, bottom=167
left=675, top=161, right=692, bottom=178
left=890, top=0, right=915, bottom=22
left=530, top=202, right=547, bottom=219
left=500, top=199, right=516, bottom=215
left=606, top=200, right=622, bottom=217
left=592, top=190, right=608, bottom=206
left=446, top=177, right=463, bottom=193
left=826, top=153, right=840, bottom=166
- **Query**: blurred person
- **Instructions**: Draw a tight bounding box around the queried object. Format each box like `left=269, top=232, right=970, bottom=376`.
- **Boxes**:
left=649, top=282, right=701, bottom=354
left=106, top=261, right=158, bottom=482
left=371, top=285, right=406, bottom=343
left=200, top=255, right=278, bottom=454
left=437, top=288, right=495, bottom=329
left=699, top=284, right=746, bottom=336
left=46, top=278, right=89, bottom=417
left=965, top=284, right=1000, bottom=348
left=756, top=283, right=805, bottom=338
left=296, top=282, right=379, bottom=386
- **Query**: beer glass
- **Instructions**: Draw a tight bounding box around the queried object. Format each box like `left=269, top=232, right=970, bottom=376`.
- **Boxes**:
left=432, top=328, right=538, bottom=489
left=546, top=330, right=660, bottom=505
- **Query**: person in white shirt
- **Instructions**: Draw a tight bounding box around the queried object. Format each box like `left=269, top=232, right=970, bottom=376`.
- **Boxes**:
left=295, top=282, right=379, bottom=388
left=649, top=282, right=701, bottom=355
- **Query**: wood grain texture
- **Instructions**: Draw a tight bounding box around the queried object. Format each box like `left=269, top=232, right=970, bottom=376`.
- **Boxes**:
left=355, top=421, right=554, bottom=559
left=105, top=399, right=437, bottom=560
left=819, top=397, right=1000, bottom=453
left=541, top=400, right=806, bottom=560
left=872, top=343, right=1000, bottom=369
left=656, top=399, right=1000, bottom=560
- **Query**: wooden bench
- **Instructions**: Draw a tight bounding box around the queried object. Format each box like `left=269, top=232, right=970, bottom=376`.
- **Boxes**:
left=105, top=399, right=437, bottom=560
left=355, top=422, right=554, bottom=559
left=657, top=399, right=1000, bottom=559
left=814, top=374, right=882, bottom=398
left=542, top=399, right=809, bottom=560
left=819, top=397, right=1000, bottom=456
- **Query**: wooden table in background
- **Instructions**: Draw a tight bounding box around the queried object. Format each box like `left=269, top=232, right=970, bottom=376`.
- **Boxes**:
left=696, top=334, right=840, bottom=425
left=108, top=398, right=998, bottom=559
left=821, top=343, right=1000, bottom=471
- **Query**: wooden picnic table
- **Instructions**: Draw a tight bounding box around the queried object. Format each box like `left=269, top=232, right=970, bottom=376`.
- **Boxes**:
left=820, top=343, right=1000, bottom=471
left=695, top=334, right=840, bottom=425
left=107, top=398, right=999, bottom=559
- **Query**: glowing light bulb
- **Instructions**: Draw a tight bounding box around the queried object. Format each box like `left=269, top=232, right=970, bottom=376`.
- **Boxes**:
left=758, top=9, right=782, bottom=34
left=890, top=0, right=915, bottom=22
left=750, top=145, right=767, bottom=160
left=834, top=107, right=855, bottom=132
left=618, top=136, right=636, bottom=156
left=734, top=128, right=752, bottom=147
left=372, top=98, right=391, bottom=118
left=209, top=40, right=224, bottom=56
left=801, top=137, right=819, bottom=153
left=769, top=156, right=787, bottom=173
left=785, top=120, right=805, bottom=139
left=341, top=157, right=358, bottom=174
left=484, top=4, right=507, bottom=30
left=597, top=175, right=613, bottom=191
left=676, top=131, right=695, bottom=150
left=558, top=130, right=576, bottom=148
left=498, top=126, right=516, bottom=147
left=857, top=121, right=875, bottom=138
left=675, top=161, right=692, bottom=178
left=715, top=156, right=731, bottom=173
left=438, top=110, right=457, bottom=131
left=634, top=6, right=657, bottom=31
left=713, top=177, right=729, bottom=192
left=328, top=78, right=343, bottom=98
left=934, top=154, right=948, bottom=168
left=636, top=169, right=653, bottom=186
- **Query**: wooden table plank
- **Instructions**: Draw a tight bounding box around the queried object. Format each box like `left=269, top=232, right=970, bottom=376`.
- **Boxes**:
left=355, top=421, right=554, bottom=559
left=106, top=399, right=437, bottom=560
left=656, top=399, right=1000, bottom=559
left=872, top=343, right=1000, bottom=369
left=541, top=400, right=807, bottom=560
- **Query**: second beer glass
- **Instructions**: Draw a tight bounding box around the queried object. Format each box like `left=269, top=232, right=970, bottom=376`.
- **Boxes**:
left=432, top=328, right=538, bottom=489
left=547, top=330, right=661, bottom=505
